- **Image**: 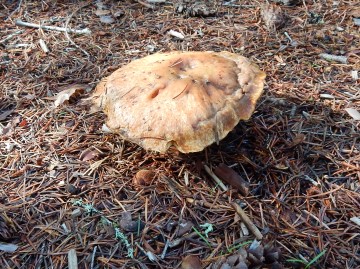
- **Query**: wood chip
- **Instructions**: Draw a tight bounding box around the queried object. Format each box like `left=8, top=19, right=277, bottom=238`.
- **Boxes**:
left=351, top=70, right=358, bottom=80
left=68, top=249, right=78, bottom=269
left=0, top=243, right=18, bottom=253
left=350, top=216, right=360, bottom=226
left=320, top=94, right=335, bottom=99
left=345, top=108, right=360, bottom=120
left=320, top=53, right=348, bottom=64
left=54, top=84, right=88, bottom=107
left=0, top=109, right=14, bottom=121
left=39, top=39, right=49, bottom=53
left=168, top=30, right=185, bottom=39
left=79, top=148, right=99, bottom=162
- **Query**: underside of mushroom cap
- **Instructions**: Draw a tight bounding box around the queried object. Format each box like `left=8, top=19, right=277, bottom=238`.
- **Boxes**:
left=92, top=51, right=266, bottom=153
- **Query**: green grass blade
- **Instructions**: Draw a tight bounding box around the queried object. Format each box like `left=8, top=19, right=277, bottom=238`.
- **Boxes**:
left=305, top=249, right=327, bottom=269
left=192, top=227, right=212, bottom=248
left=227, top=241, right=252, bottom=253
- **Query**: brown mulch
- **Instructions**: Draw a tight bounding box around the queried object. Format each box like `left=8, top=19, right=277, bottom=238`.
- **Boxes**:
left=1, top=0, right=359, bottom=268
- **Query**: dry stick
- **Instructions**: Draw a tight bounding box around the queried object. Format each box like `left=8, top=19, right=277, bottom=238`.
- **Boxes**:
left=6, top=0, right=23, bottom=20
left=231, top=202, right=263, bottom=240
left=90, top=246, right=97, bottom=269
left=291, top=184, right=343, bottom=199
left=320, top=53, right=348, bottom=64
left=137, top=0, right=155, bottom=9
left=204, top=165, right=228, bottom=191
left=168, top=29, right=185, bottom=39
left=303, top=210, right=330, bottom=230
left=39, top=39, right=49, bottom=53
left=64, top=4, right=91, bottom=58
left=68, top=249, right=78, bottom=269
left=15, top=19, right=91, bottom=35
left=0, top=30, right=24, bottom=44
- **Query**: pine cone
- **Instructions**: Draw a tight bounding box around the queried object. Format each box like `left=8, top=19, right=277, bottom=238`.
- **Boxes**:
left=210, top=241, right=283, bottom=269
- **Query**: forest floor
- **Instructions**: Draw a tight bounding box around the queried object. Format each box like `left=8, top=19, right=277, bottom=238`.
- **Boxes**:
left=1, top=0, right=360, bottom=268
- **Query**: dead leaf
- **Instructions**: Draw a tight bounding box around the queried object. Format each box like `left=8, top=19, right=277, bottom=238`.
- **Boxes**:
left=288, top=133, right=306, bottom=147
left=79, top=148, right=99, bottom=162
left=219, top=248, right=248, bottom=269
left=351, top=70, right=358, bottom=80
left=0, top=109, right=14, bottom=121
left=54, top=84, right=88, bottom=107
left=214, top=163, right=249, bottom=196
left=272, top=0, right=301, bottom=5
left=133, top=169, right=155, bottom=186
left=95, top=9, right=110, bottom=16
left=0, top=243, right=18, bottom=252
left=345, top=108, right=360, bottom=120
left=18, top=119, right=28, bottom=127
left=113, top=10, right=124, bottom=18
left=264, top=244, right=281, bottom=263
left=275, top=164, right=288, bottom=170
left=119, top=212, right=145, bottom=232
left=274, top=55, right=284, bottom=63
left=354, top=18, right=360, bottom=26
left=248, top=240, right=264, bottom=261
left=350, top=216, right=360, bottom=226
left=181, top=255, right=202, bottom=269
left=66, top=184, right=81, bottom=195
left=100, top=15, right=114, bottom=24
left=0, top=116, right=20, bottom=136
left=261, top=4, right=288, bottom=31
left=177, top=220, right=194, bottom=236
left=349, top=7, right=360, bottom=18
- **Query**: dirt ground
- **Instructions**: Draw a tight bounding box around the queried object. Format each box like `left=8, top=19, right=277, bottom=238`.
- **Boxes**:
left=1, top=0, right=360, bottom=268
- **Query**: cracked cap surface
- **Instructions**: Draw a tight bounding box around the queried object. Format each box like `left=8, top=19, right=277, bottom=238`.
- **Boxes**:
left=92, top=51, right=266, bottom=153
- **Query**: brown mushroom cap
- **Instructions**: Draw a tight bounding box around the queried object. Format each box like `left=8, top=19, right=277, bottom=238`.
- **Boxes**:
left=93, top=51, right=266, bottom=153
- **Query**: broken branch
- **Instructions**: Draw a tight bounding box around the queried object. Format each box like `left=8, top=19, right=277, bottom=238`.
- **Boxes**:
left=320, top=53, right=348, bottom=64
left=231, top=202, right=263, bottom=240
left=15, top=19, right=91, bottom=35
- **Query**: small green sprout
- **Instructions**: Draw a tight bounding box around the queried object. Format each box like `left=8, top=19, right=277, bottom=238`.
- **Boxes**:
left=192, top=227, right=212, bottom=247
left=72, top=199, right=99, bottom=214
left=114, top=227, right=134, bottom=258
left=72, top=199, right=134, bottom=258
left=287, top=249, right=327, bottom=269
left=227, top=241, right=252, bottom=253
left=199, top=223, right=213, bottom=238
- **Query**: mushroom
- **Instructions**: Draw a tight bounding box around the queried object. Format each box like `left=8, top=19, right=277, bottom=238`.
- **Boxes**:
left=92, top=51, right=266, bottom=153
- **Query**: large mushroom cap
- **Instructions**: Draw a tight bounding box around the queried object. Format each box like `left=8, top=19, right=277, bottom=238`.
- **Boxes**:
left=93, top=51, right=266, bottom=153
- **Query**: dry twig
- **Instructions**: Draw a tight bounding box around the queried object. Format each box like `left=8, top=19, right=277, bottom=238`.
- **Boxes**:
left=15, top=19, right=91, bottom=34
left=231, top=202, right=263, bottom=240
